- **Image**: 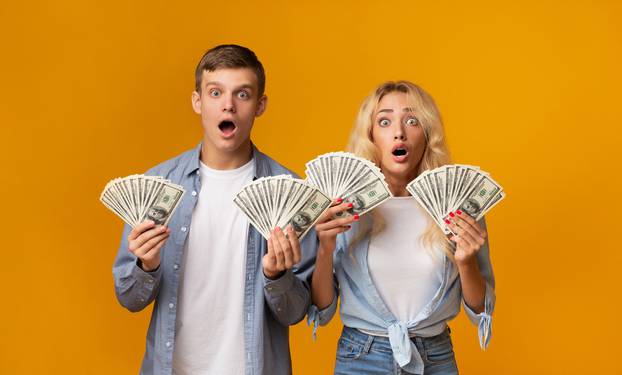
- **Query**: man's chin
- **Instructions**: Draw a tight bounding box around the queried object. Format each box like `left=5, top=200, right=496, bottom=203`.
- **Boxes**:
left=207, top=135, right=251, bottom=153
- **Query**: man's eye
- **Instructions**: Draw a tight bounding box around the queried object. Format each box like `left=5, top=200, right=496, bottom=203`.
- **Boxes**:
left=237, top=91, right=249, bottom=99
left=379, top=119, right=390, bottom=127
left=405, top=117, right=418, bottom=126
left=209, top=89, right=221, bottom=97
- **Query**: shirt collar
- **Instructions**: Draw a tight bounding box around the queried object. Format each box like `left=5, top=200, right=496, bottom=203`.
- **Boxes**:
left=184, top=142, right=270, bottom=179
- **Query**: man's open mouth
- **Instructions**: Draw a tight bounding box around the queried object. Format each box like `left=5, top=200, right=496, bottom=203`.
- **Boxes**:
left=218, top=120, right=237, bottom=136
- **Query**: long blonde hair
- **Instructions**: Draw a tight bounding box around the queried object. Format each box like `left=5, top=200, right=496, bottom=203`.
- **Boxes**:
left=346, top=80, right=454, bottom=259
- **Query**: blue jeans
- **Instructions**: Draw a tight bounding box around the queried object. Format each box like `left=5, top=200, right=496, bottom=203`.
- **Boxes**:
left=334, top=326, right=459, bottom=375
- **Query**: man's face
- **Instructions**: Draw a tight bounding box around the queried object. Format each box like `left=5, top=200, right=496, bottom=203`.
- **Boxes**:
left=371, top=92, right=426, bottom=183
left=192, top=68, right=267, bottom=154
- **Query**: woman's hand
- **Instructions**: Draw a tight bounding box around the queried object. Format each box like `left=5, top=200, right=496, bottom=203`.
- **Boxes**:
left=445, top=210, right=487, bottom=265
left=315, top=198, right=358, bottom=255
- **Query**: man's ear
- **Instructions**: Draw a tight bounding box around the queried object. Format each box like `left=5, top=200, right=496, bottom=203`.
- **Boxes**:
left=255, top=95, right=268, bottom=117
left=191, top=91, right=202, bottom=114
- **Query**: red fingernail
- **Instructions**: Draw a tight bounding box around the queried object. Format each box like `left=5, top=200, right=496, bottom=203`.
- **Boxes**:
left=348, top=203, right=353, bottom=208
left=354, top=214, right=360, bottom=220
left=444, top=219, right=451, bottom=224
left=449, top=212, right=455, bottom=217
left=456, top=210, right=462, bottom=215
left=336, top=198, right=343, bottom=203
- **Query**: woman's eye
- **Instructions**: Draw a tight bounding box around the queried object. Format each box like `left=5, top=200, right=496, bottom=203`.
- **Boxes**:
left=405, top=117, right=418, bottom=126
left=379, top=119, right=390, bottom=127
left=237, top=91, right=249, bottom=99
left=209, top=89, right=221, bottom=97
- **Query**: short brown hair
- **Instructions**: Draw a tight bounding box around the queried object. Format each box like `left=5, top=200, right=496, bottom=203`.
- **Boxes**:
left=194, top=44, right=266, bottom=97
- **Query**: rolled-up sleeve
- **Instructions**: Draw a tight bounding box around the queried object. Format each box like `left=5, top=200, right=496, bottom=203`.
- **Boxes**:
left=462, top=217, right=496, bottom=349
left=112, top=223, right=163, bottom=312
left=307, top=289, right=338, bottom=340
left=263, top=229, right=320, bottom=326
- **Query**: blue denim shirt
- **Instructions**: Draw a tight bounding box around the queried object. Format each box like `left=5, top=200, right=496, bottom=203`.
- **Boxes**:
left=112, top=143, right=318, bottom=375
left=308, top=216, right=495, bottom=374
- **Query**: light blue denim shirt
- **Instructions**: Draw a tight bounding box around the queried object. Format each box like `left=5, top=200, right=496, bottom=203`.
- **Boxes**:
left=307, top=216, right=495, bottom=374
left=112, top=143, right=318, bottom=375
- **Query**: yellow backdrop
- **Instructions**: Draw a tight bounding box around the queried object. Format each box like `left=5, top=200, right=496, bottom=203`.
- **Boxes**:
left=2, top=0, right=621, bottom=374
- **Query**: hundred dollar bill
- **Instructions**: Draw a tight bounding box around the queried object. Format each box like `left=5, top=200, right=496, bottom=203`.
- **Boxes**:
left=339, top=178, right=392, bottom=217
left=282, top=189, right=331, bottom=240
left=145, top=184, right=185, bottom=226
left=454, top=175, right=502, bottom=221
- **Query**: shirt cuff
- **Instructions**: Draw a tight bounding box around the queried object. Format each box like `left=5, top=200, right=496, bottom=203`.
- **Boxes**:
left=132, top=260, right=161, bottom=285
left=263, top=269, right=295, bottom=297
left=463, top=281, right=495, bottom=350
left=306, top=294, right=338, bottom=340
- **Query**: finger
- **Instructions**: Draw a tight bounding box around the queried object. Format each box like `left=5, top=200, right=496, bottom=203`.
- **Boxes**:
left=286, top=225, right=302, bottom=264
left=322, top=225, right=352, bottom=238
left=270, top=228, right=286, bottom=270
left=453, top=210, right=486, bottom=237
left=316, top=214, right=358, bottom=232
left=275, top=227, right=294, bottom=269
left=265, top=237, right=277, bottom=269
left=330, top=197, right=343, bottom=207
left=318, top=201, right=354, bottom=223
left=447, top=219, right=478, bottom=249
left=128, top=220, right=156, bottom=241
left=141, top=236, right=167, bottom=263
left=131, top=225, right=169, bottom=251
left=267, top=236, right=275, bottom=256
left=134, top=232, right=170, bottom=258
left=451, top=217, right=485, bottom=247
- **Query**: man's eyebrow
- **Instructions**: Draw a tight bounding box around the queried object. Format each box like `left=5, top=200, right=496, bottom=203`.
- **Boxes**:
left=203, top=81, right=255, bottom=91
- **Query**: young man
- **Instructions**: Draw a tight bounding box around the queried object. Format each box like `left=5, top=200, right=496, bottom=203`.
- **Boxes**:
left=112, top=44, right=317, bottom=375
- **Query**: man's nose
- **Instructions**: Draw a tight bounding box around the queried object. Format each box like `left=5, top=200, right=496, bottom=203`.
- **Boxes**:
left=223, top=95, right=236, bottom=113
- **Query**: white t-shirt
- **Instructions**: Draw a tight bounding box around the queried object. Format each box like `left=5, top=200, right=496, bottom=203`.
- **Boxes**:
left=367, top=197, right=444, bottom=323
left=172, top=158, right=254, bottom=375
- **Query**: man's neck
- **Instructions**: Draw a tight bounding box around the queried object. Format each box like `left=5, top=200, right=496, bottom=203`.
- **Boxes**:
left=200, top=140, right=253, bottom=170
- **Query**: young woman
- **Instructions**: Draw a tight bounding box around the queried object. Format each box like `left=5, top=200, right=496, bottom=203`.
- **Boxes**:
left=308, top=81, right=495, bottom=375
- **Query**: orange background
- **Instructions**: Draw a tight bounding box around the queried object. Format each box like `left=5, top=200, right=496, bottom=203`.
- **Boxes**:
left=1, top=0, right=621, bottom=374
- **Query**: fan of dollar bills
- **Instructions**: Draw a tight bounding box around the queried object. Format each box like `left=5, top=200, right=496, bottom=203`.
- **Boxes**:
left=406, top=165, right=505, bottom=234
left=305, top=152, right=392, bottom=216
left=100, top=175, right=186, bottom=227
left=233, top=175, right=331, bottom=241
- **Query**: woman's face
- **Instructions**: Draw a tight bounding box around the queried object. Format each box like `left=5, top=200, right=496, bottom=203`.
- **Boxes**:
left=371, top=92, right=426, bottom=183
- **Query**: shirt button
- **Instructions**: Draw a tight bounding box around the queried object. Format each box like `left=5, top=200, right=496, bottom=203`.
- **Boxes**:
left=169, top=303, right=174, bottom=309
left=173, top=264, right=179, bottom=270
left=181, top=226, right=187, bottom=232
left=277, top=308, right=282, bottom=312
left=191, top=191, right=197, bottom=196
left=165, top=341, right=171, bottom=348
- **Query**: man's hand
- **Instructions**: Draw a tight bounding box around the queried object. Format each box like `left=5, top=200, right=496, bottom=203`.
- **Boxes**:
left=262, top=225, right=301, bottom=279
left=127, top=220, right=171, bottom=272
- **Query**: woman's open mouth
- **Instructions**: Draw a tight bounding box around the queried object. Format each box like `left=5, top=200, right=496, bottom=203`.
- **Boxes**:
left=218, top=120, right=237, bottom=138
left=391, top=145, right=409, bottom=162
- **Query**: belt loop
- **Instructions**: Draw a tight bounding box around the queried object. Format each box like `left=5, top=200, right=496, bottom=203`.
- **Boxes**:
left=363, top=333, right=374, bottom=354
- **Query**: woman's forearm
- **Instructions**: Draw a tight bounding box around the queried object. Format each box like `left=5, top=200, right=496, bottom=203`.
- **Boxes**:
left=457, top=257, right=486, bottom=313
left=311, top=245, right=336, bottom=310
